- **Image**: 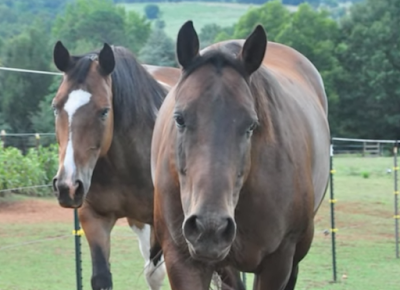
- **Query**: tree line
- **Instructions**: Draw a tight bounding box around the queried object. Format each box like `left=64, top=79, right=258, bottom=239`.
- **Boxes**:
left=0, top=0, right=399, bottom=141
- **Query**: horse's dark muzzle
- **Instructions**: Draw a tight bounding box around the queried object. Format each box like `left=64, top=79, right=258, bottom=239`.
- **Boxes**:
left=53, top=177, right=84, bottom=208
left=183, top=214, right=236, bottom=262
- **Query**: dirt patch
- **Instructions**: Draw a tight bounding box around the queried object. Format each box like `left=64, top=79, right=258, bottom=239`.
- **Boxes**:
left=0, top=197, right=128, bottom=226
left=335, top=200, right=390, bottom=219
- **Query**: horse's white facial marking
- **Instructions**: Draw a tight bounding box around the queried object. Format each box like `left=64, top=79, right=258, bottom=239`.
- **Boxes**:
left=63, top=89, right=92, bottom=185
left=131, top=224, right=166, bottom=290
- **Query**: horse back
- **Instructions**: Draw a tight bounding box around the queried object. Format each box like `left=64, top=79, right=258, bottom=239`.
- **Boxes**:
left=262, top=42, right=328, bottom=115
left=143, top=64, right=181, bottom=90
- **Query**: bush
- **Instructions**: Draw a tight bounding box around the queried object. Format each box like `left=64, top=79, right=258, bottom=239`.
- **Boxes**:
left=144, top=4, right=160, bottom=20
left=361, top=171, right=370, bottom=179
left=0, top=142, right=58, bottom=196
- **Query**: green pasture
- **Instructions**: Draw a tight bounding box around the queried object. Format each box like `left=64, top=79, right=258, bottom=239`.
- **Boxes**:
left=1, top=156, right=400, bottom=289
left=121, top=2, right=259, bottom=38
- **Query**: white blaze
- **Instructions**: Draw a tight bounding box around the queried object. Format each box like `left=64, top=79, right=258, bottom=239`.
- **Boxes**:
left=63, top=89, right=92, bottom=185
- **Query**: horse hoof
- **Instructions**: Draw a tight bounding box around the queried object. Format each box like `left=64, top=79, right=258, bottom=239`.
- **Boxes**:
left=91, top=272, right=112, bottom=290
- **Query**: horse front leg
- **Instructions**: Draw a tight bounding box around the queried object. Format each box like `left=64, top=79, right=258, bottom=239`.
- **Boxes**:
left=163, top=243, right=214, bottom=290
left=78, top=204, right=116, bottom=290
left=253, top=242, right=296, bottom=290
left=128, top=218, right=166, bottom=290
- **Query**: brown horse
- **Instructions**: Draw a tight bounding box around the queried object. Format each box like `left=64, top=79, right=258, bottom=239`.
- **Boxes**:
left=51, top=42, right=180, bottom=290
left=151, top=21, right=330, bottom=290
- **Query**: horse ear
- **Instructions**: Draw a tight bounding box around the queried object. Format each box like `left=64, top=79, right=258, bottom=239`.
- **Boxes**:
left=98, top=43, right=115, bottom=75
left=176, top=20, right=200, bottom=69
left=240, top=25, right=267, bottom=76
left=53, top=41, right=71, bottom=72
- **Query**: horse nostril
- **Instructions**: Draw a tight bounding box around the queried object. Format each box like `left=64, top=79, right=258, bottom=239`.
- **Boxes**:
left=217, top=217, right=236, bottom=243
left=183, top=215, right=204, bottom=243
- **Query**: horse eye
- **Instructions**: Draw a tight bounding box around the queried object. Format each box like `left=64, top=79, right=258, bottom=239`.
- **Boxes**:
left=100, top=108, right=110, bottom=120
left=174, top=114, right=185, bottom=128
left=246, top=121, right=258, bottom=136
left=248, top=122, right=258, bottom=132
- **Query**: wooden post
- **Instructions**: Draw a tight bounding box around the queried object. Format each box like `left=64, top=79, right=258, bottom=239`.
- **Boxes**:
left=35, top=133, right=41, bottom=155
left=1, top=130, right=5, bottom=148
left=362, top=142, right=366, bottom=157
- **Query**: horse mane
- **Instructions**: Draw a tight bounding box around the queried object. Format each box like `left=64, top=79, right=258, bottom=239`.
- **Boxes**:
left=181, top=46, right=275, bottom=142
left=110, top=46, right=167, bottom=131
left=67, top=46, right=167, bottom=132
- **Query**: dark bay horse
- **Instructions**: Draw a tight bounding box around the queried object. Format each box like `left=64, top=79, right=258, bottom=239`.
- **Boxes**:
left=51, top=41, right=180, bottom=290
left=151, top=21, right=330, bottom=290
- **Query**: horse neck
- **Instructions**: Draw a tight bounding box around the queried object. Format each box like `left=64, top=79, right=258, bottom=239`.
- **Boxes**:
left=94, top=56, right=165, bottom=184
left=107, top=122, right=154, bottom=177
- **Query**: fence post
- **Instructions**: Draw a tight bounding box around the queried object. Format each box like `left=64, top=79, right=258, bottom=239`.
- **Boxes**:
left=362, top=141, right=366, bottom=157
left=35, top=133, right=41, bottom=155
left=73, top=208, right=83, bottom=290
left=241, top=272, right=246, bottom=289
left=393, top=142, right=399, bottom=259
left=1, top=130, right=5, bottom=147
left=329, top=140, right=338, bottom=282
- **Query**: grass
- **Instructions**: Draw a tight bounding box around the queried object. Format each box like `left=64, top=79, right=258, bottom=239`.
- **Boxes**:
left=1, top=156, right=400, bottom=289
left=121, top=2, right=259, bottom=38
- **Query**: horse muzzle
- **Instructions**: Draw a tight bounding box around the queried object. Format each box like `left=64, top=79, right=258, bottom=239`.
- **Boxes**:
left=182, top=214, right=236, bottom=262
left=53, top=177, right=85, bottom=208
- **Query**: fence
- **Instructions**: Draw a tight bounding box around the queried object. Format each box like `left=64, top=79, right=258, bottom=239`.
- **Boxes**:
left=1, top=131, right=57, bottom=152
left=332, top=137, right=396, bottom=156
left=329, top=137, right=400, bottom=284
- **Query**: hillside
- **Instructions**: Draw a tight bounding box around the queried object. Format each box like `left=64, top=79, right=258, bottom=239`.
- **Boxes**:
left=121, top=2, right=263, bottom=38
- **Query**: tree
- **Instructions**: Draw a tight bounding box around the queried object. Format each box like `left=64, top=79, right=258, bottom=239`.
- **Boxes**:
left=199, top=24, right=224, bottom=49
left=333, top=0, right=400, bottom=139
left=52, top=0, right=151, bottom=54
left=0, top=22, right=53, bottom=133
left=273, top=4, right=342, bottom=133
left=233, top=0, right=292, bottom=41
left=276, top=4, right=341, bottom=98
left=144, top=4, right=160, bottom=20
left=0, top=0, right=69, bottom=40
left=139, top=28, right=177, bottom=67
left=30, top=78, right=60, bottom=134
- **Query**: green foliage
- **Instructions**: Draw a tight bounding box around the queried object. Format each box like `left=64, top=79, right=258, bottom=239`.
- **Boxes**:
left=0, top=142, right=58, bottom=196
left=139, top=28, right=177, bottom=67
left=155, top=19, right=166, bottom=30
left=30, top=78, right=60, bottom=135
left=0, top=0, right=69, bottom=39
left=0, top=22, right=53, bottom=133
left=144, top=4, right=160, bottom=20
left=361, top=170, right=370, bottom=178
left=122, top=2, right=251, bottom=39
left=233, top=1, right=292, bottom=40
left=0, top=112, right=11, bottom=132
left=275, top=4, right=342, bottom=105
left=52, top=0, right=151, bottom=54
left=199, top=24, right=222, bottom=48
left=333, top=0, right=400, bottom=139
